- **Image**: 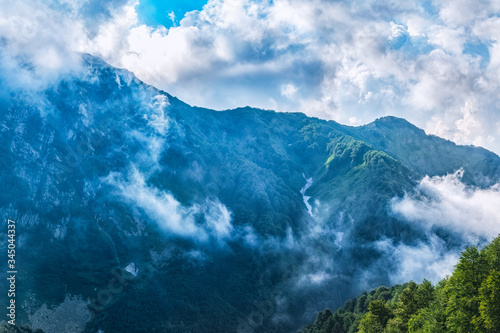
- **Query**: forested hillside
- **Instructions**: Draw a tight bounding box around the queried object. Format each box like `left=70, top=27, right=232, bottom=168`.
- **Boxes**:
left=2, top=55, right=500, bottom=332
left=301, top=235, right=500, bottom=333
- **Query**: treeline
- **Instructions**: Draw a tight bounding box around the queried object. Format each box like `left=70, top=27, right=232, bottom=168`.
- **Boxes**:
left=301, top=235, right=500, bottom=333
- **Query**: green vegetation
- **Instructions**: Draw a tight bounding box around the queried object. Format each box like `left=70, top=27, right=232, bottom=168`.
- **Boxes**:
left=301, top=235, right=500, bottom=333
left=345, top=116, right=500, bottom=187
left=3, top=55, right=500, bottom=332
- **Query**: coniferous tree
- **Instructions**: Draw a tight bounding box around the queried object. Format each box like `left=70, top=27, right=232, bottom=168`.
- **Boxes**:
left=358, top=300, right=393, bottom=333
left=445, top=246, right=489, bottom=333
left=478, top=270, right=500, bottom=332
left=385, top=281, right=420, bottom=332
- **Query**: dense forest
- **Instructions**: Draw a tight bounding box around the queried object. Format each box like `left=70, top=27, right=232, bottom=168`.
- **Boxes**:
left=301, top=235, right=500, bottom=333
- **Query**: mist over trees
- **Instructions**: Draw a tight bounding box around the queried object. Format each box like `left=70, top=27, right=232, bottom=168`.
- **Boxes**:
left=301, top=235, right=500, bottom=333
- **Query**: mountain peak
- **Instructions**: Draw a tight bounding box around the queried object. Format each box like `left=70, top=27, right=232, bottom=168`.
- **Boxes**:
left=372, top=115, right=421, bottom=131
left=2, top=55, right=500, bottom=333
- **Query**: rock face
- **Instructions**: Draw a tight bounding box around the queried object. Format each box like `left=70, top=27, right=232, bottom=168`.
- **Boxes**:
left=1, top=55, right=499, bottom=332
left=0, top=321, right=44, bottom=333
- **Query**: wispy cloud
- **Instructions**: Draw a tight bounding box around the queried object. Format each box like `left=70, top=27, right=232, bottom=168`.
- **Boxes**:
left=105, top=167, right=207, bottom=240
left=375, top=235, right=461, bottom=284
left=391, top=169, right=500, bottom=239
left=104, top=167, right=234, bottom=242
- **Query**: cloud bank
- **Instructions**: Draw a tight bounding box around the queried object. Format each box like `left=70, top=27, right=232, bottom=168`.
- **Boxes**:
left=391, top=170, right=500, bottom=239
left=2, top=0, right=500, bottom=153
left=379, top=169, right=500, bottom=284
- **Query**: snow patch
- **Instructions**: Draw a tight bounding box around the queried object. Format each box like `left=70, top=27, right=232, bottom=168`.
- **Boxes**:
left=125, top=262, right=139, bottom=277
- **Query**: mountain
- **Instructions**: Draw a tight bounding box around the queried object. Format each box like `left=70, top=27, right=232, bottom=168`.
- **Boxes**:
left=1, top=54, right=499, bottom=332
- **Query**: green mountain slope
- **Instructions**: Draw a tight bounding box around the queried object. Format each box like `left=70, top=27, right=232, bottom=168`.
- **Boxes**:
left=0, top=55, right=499, bottom=332
left=346, top=116, right=500, bottom=186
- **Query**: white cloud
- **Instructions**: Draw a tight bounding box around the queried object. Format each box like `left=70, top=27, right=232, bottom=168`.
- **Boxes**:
left=0, top=0, right=84, bottom=90
left=349, top=116, right=361, bottom=125
left=427, top=26, right=465, bottom=55
left=435, top=0, right=496, bottom=28
left=296, top=271, right=331, bottom=286
left=168, top=11, right=176, bottom=26
left=106, top=168, right=207, bottom=240
left=376, top=235, right=460, bottom=284
left=406, top=17, right=429, bottom=37
left=281, top=83, right=297, bottom=99
left=145, top=94, right=170, bottom=135
left=3, top=0, right=500, bottom=154
left=391, top=170, right=500, bottom=239
left=389, top=22, right=408, bottom=41
left=204, top=199, right=233, bottom=240
left=105, top=167, right=234, bottom=242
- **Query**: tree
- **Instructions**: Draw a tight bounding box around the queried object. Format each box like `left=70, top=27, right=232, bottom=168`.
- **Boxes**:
left=358, top=313, right=385, bottom=333
left=369, top=300, right=394, bottom=327
left=445, top=246, right=489, bottom=333
left=415, top=279, right=434, bottom=309
left=355, top=292, right=369, bottom=314
left=389, top=281, right=420, bottom=332
left=358, top=300, right=393, bottom=333
left=407, top=279, right=442, bottom=333
left=408, top=305, right=447, bottom=333
left=384, top=317, right=405, bottom=333
left=478, top=270, right=500, bottom=332
left=482, top=236, right=500, bottom=271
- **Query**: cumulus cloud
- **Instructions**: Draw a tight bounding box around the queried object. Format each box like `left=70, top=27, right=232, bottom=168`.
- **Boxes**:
left=391, top=169, right=500, bottom=239
left=3, top=0, right=500, bottom=153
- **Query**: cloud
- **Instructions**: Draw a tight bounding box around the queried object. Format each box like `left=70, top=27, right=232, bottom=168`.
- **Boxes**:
left=0, top=0, right=83, bottom=91
left=144, top=94, right=170, bottom=135
left=105, top=168, right=206, bottom=240
left=391, top=169, right=500, bottom=239
left=105, top=167, right=234, bottom=242
left=281, top=83, right=298, bottom=99
left=3, top=0, right=500, bottom=154
left=379, top=168, right=500, bottom=286
left=375, top=235, right=460, bottom=284
left=203, top=199, right=233, bottom=240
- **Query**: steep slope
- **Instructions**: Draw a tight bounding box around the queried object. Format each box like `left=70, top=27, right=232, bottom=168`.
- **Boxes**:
left=346, top=116, right=500, bottom=186
left=0, top=55, right=498, bottom=332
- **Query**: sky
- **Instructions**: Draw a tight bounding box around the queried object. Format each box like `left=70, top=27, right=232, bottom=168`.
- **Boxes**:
left=135, top=0, right=207, bottom=27
left=1, top=0, right=500, bottom=154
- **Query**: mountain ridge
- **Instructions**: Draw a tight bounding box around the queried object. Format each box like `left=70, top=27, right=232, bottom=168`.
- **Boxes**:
left=1, top=54, right=499, bottom=332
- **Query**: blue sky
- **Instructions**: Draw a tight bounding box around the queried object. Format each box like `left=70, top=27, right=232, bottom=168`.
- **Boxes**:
left=136, top=0, right=208, bottom=27
left=1, top=0, right=500, bottom=154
